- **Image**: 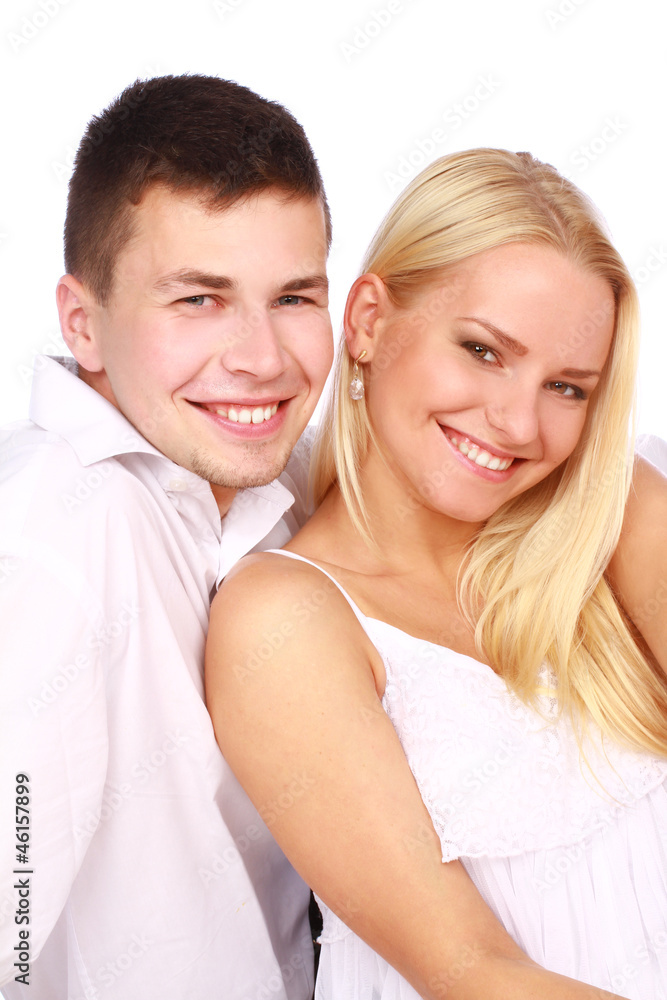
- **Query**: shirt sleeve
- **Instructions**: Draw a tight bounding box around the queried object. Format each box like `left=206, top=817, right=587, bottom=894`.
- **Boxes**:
left=0, top=471, right=109, bottom=984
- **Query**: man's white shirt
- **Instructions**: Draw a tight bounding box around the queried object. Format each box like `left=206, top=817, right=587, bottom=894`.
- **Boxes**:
left=0, top=357, right=314, bottom=1000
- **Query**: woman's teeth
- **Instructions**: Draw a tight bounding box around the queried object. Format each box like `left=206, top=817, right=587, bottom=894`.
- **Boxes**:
left=215, top=404, right=279, bottom=424
left=448, top=433, right=513, bottom=471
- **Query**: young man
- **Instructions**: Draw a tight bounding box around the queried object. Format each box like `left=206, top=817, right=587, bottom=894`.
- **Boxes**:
left=0, top=75, right=333, bottom=999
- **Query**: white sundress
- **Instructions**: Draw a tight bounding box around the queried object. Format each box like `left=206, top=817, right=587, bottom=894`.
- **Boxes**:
left=272, top=550, right=667, bottom=1000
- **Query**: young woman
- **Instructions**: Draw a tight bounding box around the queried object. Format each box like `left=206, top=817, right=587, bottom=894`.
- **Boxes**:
left=206, top=149, right=667, bottom=999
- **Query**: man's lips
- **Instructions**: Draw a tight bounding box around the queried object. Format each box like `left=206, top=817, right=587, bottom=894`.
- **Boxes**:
left=189, top=399, right=283, bottom=426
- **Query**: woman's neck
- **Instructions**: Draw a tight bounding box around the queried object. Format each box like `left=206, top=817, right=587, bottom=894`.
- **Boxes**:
left=295, top=445, right=484, bottom=579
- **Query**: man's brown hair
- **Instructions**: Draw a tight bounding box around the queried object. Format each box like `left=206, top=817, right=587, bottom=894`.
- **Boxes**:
left=64, top=74, right=331, bottom=303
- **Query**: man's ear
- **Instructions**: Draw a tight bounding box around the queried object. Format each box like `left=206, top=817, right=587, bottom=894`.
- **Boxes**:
left=343, top=273, right=393, bottom=362
left=56, top=275, right=105, bottom=373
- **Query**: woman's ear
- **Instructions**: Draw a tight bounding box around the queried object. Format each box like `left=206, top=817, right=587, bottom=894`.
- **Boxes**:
left=343, top=273, right=393, bottom=362
left=56, top=275, right=105, bottom=373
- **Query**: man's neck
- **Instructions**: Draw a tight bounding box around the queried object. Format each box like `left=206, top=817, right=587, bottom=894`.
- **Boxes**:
left=77, top=365, right=119, bottom=406
left=210, top=483, right=238, bottom=519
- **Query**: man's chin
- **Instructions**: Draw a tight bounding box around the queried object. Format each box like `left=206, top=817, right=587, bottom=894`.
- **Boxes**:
left=188, top=446, right=291, bottom=492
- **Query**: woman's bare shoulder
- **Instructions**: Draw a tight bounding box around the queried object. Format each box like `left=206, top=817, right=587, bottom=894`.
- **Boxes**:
left=609, top=454, right=667, bottom=667
left=220, top=550, right=344, bottom=619
left=210, top=549, right=385, bottom=690
left=614, top=453, right=667, bottom=561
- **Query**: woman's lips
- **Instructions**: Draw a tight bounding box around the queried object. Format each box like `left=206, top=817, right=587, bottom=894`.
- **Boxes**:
left=443, top=428, right=515, bottom=471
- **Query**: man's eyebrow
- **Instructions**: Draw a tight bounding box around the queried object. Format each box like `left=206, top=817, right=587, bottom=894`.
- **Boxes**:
left=278, top=274, right=329, bottom=294
left=460, top=316, right=529, bottom=356
left=152, top=271, right=329, bottom=296
left=153, top=270, right=238, bottom=293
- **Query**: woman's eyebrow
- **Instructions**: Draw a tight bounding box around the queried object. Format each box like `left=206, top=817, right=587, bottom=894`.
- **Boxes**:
left=460, top=316, right=602, bottom=377
left=459, top=316, right=529, bottom=356
left=559, top=366, right=602, bottom=379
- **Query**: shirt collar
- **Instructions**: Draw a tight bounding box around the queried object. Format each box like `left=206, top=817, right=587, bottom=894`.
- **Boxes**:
left=217, top=478, right=296, bottom=584
left=30, top=357, right=297, bottom=581
left=30, top=355, right=168, bottom=467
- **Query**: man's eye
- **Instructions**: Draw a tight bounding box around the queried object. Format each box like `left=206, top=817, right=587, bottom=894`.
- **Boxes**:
left=276, top=295, right=303, bottom=306
left=181, top=295, right=208, bottom=307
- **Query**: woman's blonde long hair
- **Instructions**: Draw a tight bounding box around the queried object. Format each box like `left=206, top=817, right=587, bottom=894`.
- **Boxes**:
left=312, top=148, right=667, bottom=758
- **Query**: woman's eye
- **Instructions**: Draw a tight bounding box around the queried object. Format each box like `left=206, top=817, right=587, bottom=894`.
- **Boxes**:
left=547, top=381, right=586, bottom=400
left=465, top=342, right=497, bottom=363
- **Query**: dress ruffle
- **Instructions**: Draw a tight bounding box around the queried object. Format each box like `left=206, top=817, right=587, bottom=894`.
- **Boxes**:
left=316, top=617, right=667, bottom=998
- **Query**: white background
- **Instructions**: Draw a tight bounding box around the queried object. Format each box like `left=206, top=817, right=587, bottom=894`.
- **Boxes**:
left=0, top=0, right=665, bottom=437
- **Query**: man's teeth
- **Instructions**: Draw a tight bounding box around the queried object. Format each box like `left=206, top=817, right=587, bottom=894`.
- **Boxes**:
left=214, top=404, right=279, bottom=424
left=449, top=434, right=513, bottom=471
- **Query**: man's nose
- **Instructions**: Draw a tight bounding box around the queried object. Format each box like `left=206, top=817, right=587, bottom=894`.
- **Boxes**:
left=217, top=309, right=289, bottom=381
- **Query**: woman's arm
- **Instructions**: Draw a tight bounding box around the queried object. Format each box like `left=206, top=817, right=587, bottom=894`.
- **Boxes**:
left=608, top=454, right=667, bottom=670
left=206, top=553, right=624, bottom=1000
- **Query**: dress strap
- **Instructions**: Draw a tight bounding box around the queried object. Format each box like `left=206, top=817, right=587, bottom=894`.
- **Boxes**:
left=263, top=549, right=371, bottom=630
